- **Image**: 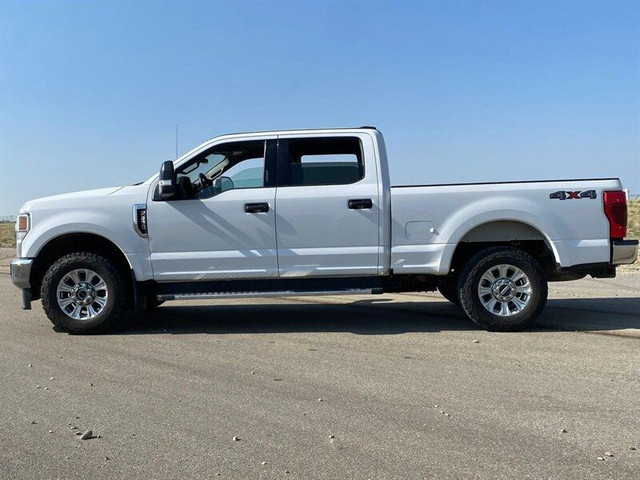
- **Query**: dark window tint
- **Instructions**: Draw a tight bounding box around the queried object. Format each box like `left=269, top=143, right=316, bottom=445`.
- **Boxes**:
left=285, top=137, right=363, bottom=186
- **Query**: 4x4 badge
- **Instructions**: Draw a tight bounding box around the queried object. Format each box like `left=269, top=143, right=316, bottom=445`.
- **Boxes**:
left=549, top=190, right=597, bottom=200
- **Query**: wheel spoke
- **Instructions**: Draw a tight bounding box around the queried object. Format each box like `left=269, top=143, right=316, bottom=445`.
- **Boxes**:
left=516, top=283, right=531, bottom=295
left=69, top=304, right=82, bottom=319
left=512, top=270, right=527, bottom=283
left=87, top=304, right=98, bottom=318
left=482, top=270, right=495, bottom=283
left=498, top=265, right=509, bottom=278
left=68, top=270, right=81, bottom=285
left=94, top=296, right=107, bottom=307
left=498, top=301, right=510, bottom=316
left=83, top=270, right=94, bottom=283
left=58, top=297, right=74, bottom=309
left=512, top=297, right=527, bottom=312
left=483, top=298, right=497, bottom=311
left=58, top=283, right=74, bottom=293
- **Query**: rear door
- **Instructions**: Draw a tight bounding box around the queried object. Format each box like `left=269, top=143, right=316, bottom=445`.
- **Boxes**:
left=275, top=133, right=380, bottom=277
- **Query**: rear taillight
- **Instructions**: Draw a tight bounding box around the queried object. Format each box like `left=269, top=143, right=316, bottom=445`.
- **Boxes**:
left=603, top=191, right=627, bottom=239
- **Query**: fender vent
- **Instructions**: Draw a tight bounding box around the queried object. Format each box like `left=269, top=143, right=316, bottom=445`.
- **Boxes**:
left=133, top=204, right=148, bottom=237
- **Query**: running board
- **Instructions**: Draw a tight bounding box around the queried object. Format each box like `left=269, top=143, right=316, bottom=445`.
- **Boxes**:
left=157, top=288, right=383, bottom=302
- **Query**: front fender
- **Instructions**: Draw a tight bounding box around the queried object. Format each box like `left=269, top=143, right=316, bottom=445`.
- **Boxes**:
left=22, top=208, right=153, bottom=282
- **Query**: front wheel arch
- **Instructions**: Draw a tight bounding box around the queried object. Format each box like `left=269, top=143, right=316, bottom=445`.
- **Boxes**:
left=40, top=252, right=128, bottom=334
left=30, top=233, right=133, bottom=305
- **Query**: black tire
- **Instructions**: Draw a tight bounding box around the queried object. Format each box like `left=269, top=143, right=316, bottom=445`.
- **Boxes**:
left=458, top=247, right=547, bottom=331
left=437, top=285, right=460, bottom=305
left=41, top=252, right=128, bottom=334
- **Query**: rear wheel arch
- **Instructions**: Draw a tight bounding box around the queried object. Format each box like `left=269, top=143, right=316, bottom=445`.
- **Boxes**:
left=446, top=220, right=559, bottom=277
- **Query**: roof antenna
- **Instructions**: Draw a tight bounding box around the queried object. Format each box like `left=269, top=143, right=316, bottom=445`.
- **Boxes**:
left=175, top=123, right=179, bottom=158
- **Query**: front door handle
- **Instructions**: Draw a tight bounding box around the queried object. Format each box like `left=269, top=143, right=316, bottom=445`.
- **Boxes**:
left=348, top=199, right=373, bottom=210
left=245, top=202, right=270, bottom=213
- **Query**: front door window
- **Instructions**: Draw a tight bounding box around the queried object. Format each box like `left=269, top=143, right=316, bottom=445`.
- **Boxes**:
left=175, top=140, right=267, bottom=200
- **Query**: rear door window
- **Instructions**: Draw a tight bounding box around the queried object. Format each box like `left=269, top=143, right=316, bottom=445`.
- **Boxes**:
left=279, top=137, right=364, bottom=187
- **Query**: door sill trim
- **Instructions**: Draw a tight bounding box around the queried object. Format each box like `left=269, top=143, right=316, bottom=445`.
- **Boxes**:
left=158, top=288, right=383, bottom=302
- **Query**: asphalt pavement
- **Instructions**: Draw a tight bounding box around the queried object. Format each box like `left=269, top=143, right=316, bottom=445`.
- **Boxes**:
left=0, top=267, right=638, bottom=479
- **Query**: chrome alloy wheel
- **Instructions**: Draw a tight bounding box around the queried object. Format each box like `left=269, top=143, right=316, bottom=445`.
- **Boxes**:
left=477, top=264, right=532, bottom=317
left=56, top=269, right=108, bottom=320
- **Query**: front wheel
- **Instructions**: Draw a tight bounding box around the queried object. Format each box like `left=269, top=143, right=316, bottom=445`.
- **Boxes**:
left=458, top=247, right=547, bottom=331
left=41, top=252, right=128, bottom=334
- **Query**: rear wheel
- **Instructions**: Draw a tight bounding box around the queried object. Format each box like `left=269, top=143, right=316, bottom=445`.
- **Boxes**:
left=41, top=252, right=127, bottom=334
left=458, top=247, right=547, bottom=331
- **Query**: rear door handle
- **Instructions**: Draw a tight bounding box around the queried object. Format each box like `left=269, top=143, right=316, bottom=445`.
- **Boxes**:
left=348, top=199, right=373, bottom=210
left=245, top=202, right=269, bottom=213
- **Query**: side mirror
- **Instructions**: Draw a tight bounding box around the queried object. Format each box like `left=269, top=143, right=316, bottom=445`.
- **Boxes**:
left=158, top=161, right=175, bottom=198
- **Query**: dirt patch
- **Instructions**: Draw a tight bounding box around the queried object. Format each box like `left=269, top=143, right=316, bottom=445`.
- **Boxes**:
left=0, top=223, right=15, bottom=248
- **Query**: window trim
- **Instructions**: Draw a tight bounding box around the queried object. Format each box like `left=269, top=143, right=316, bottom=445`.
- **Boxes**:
left=276, top=136, right=365, bottom=188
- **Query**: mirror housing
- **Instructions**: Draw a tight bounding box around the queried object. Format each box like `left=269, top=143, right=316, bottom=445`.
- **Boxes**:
left=158, top=161, right=176, bottom=199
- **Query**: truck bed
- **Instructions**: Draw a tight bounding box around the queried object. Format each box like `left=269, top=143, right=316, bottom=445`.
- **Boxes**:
left=388, top=177, right=623, bottom=275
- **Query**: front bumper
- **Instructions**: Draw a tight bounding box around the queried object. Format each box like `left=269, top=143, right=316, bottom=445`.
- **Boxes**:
left=612, top=239, right=639, bottom=265
left=10, top=258, right=33, bottom=289
left=10, top=258, right=34, bottom=310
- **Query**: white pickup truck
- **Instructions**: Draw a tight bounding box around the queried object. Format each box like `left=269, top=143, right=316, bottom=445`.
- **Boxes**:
left=11, top=127, right=638, bottom=334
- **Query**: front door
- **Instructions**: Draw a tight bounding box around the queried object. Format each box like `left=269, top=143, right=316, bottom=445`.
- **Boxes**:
left=275, top=134, right=381, bottom=277
left=147, top=139, right=278, bottom=282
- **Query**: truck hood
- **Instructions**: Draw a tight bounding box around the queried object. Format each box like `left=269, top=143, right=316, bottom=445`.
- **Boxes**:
left=20, top=186, right=129, bottom=213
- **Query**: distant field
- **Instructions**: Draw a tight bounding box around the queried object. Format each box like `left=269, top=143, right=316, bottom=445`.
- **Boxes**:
left=0, top=201, right=638, bottom=250
left=0, top=223, right=14, bottom=248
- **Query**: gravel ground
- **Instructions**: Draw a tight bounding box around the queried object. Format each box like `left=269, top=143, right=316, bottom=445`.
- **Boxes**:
left=0, top=264, right=638, bottom=479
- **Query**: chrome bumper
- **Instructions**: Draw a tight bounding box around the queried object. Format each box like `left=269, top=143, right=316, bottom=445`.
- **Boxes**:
left=611, top=240, right=638, bottom=265
left=10, top=258, right=33, bottom=289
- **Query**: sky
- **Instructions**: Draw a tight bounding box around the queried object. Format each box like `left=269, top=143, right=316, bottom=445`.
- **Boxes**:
left=1, top=0, right=638, bottom=216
